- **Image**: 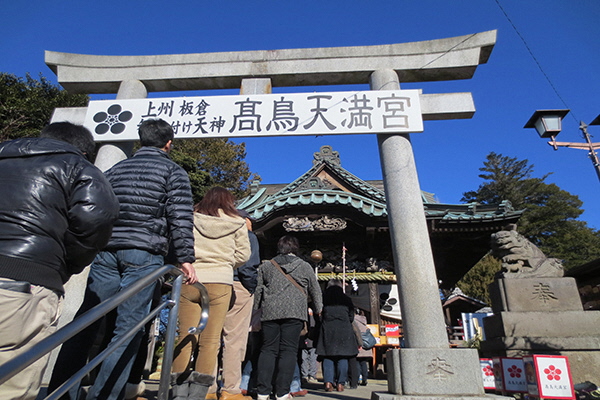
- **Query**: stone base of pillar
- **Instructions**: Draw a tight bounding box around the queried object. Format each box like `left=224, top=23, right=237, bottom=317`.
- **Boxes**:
left=373, top=393, right=509, bottom=400
left=384, top=348, right=493, bottom=396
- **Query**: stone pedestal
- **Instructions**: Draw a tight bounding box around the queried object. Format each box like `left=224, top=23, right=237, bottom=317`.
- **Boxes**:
left=375, top=349, right=502, bottom=400
left=386, top=348, right=484, bottom=395
left=375, top=392, right=508, bottom=400
left=481, top=278, right=600, bottom=384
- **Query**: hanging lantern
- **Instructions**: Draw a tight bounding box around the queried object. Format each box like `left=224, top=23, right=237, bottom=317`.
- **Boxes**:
left=310, top=250, right=323, bottom=263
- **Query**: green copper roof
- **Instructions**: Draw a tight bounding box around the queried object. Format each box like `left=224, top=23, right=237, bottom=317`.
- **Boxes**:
left=276, top=158, right=387, bottom=203
left=245, top=189, right=388, bottom=220
left=238, top=145, right=523, bottom=224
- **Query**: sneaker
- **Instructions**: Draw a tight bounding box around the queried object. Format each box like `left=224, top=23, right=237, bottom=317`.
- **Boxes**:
left=276, top=394, right=293, bottom=400
left=124, top=382, right=146, bottom=399
left=306, top=376, right=318, bottom=384
left=257, top=395, right=269, bottom=400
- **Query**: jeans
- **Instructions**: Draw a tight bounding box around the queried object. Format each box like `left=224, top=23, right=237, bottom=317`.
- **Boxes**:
left=74, top=249, right=163, bottom=400
left=300, top=348, right=317, bottom=379
left=357, top=358, right=369, bottom=383
left=256, top=319, right=303, bottom=397
left=240, top=360, right=252, bottom=391
left=240, top=331, right=262, bottom=393
left=290, top=363, right=301, bottom=392
left=322, top=357, right=349, bottom=386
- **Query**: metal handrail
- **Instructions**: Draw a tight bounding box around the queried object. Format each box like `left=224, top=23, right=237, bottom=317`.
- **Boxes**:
left=0, top=264, right=210, bottom=400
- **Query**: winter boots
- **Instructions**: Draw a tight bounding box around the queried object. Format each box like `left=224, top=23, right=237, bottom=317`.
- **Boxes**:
left=171, top=371, right=214, bottom=400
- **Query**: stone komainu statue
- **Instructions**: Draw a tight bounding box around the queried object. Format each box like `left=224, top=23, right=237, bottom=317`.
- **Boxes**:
left=490, top=224, right=564, bottom=278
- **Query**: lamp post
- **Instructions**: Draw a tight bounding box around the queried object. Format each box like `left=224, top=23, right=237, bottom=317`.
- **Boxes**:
left=525, top=109, right=600, bottom=182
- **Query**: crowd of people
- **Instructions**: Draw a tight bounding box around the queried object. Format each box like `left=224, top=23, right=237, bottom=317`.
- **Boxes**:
left=0, top=119, right=373, bottom=400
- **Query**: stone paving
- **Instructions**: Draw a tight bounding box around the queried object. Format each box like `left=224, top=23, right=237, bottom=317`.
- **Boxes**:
left=138, top=378, right=389, bottom=400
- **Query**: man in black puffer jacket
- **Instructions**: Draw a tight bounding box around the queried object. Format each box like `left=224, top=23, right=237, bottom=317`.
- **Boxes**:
left=49, top=119, right=198, bottom=400
left=0, top=122, right=120, bottom=400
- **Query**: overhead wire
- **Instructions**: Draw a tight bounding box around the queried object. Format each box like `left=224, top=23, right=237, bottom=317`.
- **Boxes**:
left=493, top=0, right=577, bottom=124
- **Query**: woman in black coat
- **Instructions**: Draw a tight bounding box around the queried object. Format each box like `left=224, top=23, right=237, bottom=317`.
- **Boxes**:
left=315, top=281, right=358, bottom=392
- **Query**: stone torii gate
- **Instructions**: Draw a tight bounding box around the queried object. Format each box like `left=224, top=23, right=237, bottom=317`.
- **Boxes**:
left=48, top=30, right=500, bottom=400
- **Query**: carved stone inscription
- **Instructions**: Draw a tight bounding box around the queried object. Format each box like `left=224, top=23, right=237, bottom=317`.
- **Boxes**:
left=426, top=357, right=454, bottom=382
left=531, top=282, right=558, bottom=304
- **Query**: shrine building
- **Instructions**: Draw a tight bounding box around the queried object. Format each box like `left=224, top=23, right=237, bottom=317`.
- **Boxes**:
left=238, top=145, right=523, bottom=328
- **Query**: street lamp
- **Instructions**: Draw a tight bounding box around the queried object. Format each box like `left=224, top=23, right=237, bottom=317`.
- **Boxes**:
left=524, top=109, right=600, bottom=182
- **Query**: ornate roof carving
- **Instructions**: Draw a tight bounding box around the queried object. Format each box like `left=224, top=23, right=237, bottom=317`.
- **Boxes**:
left=283, top=215, right=348, bottom=232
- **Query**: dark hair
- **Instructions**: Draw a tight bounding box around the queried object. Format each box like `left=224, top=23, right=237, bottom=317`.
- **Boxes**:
left=194, top=187, right=238, bottom=217
left=277, top=235, right=299, bottom=255
left=323, top=284, right=354, bottom=307
left=40, top=122, right=96, bottom=162
left=326, top=278, right=344, bottom=288
left=138, top=119, right=174, bottom=148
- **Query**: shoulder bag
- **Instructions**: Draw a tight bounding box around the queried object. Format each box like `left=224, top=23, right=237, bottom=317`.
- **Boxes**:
left=270, top=259, right=309, bottom=336
left=355, top=317, right=377, bottom=350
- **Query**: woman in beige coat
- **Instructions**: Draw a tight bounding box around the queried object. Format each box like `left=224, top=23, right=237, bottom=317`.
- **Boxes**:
left=172, top=187, right=251, bottom=400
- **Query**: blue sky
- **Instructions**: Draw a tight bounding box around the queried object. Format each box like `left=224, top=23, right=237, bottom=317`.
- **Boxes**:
left=3, top=0, right=600, bottom=229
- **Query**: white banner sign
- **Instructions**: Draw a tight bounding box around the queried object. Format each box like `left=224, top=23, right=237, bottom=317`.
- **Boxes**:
left=84, top=90, right=423, bottom=142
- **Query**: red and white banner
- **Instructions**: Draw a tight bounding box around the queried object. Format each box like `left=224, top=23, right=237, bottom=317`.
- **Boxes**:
left=493, top=357, right=528, bottom=393
left=480, top=358, right=495, bottom=390
left=524, top=355, right=575, bottom=399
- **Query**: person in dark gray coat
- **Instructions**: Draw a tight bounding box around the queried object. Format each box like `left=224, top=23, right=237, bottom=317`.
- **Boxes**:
left=253, top=235, right=322, bottom=400
left=316, top=280, right=358, bottom=392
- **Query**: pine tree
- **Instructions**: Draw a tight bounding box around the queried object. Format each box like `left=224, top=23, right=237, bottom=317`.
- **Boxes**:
left=171, top=138, right=259, bottom=202
left=457, top=152, right=600, bottom=302
left=461, top=152, right=600, bottom=269
left=0, top=73, right=88, bottom=141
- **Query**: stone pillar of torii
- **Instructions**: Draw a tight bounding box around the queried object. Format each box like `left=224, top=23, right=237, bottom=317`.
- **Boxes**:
left=47, top=30, right=503, bottom=399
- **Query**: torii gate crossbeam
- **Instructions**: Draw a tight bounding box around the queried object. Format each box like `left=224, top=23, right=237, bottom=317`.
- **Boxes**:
left=45, top=31, right=495, bottom=94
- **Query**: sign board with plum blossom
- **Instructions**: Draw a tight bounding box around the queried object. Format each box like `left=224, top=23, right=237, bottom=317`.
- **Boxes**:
left=480, top=359, right=495, bottom=390
left=83, top=90, right=423, bottom=142
left=524, top=355, right=575, bottom=400
left=493, top=357, right=528, bottom=394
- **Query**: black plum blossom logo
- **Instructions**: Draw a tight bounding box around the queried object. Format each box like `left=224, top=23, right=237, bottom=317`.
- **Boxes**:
left=93, top=104, right=133, bottom=135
